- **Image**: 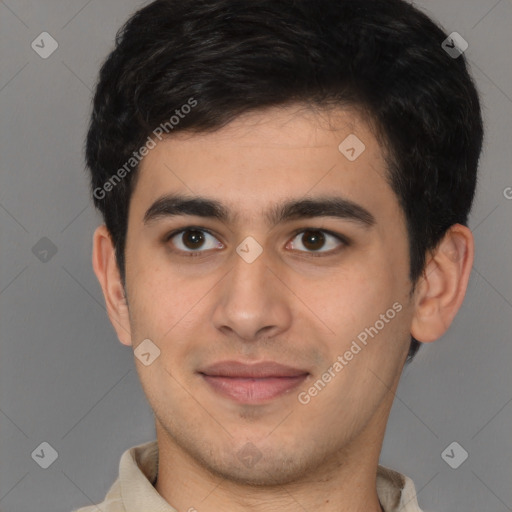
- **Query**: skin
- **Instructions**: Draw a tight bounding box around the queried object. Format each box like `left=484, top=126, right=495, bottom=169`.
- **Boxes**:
left=93, top=105, right=474, bottom=512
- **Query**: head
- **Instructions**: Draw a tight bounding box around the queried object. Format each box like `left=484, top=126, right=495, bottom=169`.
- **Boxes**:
left=88, top=0, right=482, bottom=487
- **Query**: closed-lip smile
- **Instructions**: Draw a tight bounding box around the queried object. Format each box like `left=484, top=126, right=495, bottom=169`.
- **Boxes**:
left=198, top=360, right=309, bottom=403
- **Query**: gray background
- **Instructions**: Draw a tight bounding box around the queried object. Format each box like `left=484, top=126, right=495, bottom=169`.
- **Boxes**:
left=0, top=0, right=511, bottom=511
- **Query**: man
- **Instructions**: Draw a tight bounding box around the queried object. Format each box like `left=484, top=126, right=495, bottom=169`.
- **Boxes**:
left=76, top=0, right=482, bottom=510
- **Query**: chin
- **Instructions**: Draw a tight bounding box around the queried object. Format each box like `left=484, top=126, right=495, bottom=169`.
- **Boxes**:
left=209, top=461, right=307, bottom=487
left=195, top=446, right=315, bottom=487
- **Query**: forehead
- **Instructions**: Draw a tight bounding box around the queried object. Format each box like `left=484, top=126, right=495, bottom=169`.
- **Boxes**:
left=131, top=105, right=395, bottom=225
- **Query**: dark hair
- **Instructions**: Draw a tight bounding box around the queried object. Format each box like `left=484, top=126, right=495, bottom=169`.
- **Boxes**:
left=85, top=0, right=483, bottom=361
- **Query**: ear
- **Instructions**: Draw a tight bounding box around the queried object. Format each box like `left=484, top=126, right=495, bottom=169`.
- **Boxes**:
left=92, top=225, right=132, bottom=346
left=411, top=224, right=474, bottom=343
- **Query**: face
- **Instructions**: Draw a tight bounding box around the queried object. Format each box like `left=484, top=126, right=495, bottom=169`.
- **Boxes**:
left=122, top=106, right=414, bottom=485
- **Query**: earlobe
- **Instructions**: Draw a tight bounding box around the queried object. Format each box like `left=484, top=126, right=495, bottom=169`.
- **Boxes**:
left=92, top=225, right=132, bottom=346
left=411, top=224, right=474, bottom=343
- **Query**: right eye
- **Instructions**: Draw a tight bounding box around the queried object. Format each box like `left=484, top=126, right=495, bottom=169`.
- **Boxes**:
left=166, top=228, right=224, bottom=256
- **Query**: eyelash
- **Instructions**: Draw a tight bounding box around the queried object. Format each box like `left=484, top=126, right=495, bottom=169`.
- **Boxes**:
left=163, top=226, right=350, bottom=258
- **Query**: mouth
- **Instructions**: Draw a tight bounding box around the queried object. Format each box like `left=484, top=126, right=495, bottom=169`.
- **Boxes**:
left=198, top=360, right=309, bottom=404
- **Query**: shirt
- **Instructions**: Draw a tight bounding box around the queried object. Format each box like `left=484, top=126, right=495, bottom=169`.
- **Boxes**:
left=72, top=440, right=423, bottom=512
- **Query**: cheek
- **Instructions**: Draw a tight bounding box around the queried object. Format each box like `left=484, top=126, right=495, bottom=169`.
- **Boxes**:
left=313, top=260, right=399, bottom=340
left=128, top=278, right=192, bottom=337
left=125, top=254, right=180, bottom=338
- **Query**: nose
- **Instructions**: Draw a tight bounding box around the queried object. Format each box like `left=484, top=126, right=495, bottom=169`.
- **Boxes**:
left=211, top=247, right=292, bottom=342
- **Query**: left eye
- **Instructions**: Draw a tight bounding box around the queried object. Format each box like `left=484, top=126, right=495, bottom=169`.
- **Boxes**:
left=287, top=229, right=344, bottom=253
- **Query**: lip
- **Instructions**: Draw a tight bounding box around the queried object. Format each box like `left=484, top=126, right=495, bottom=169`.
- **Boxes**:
left=199, top=360, right=309, bottom=378
left=198, top=360, right=309, bottom=404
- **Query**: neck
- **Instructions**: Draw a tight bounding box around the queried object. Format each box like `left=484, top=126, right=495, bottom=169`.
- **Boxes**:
left=154, top=410, right=390, bottom=512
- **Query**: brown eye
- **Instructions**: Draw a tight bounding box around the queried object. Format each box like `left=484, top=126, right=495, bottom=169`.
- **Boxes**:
left=301, top=230, right=326, bottom=251
left=288, top=229, right=345, bottom=254
left=181, top=229, right=206, bottom=249
left=168, top=228, right=223, bottom=255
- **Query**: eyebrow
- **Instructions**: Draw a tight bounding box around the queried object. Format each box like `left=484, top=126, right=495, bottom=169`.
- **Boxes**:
left=143, top=193, right=376, bottom=228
